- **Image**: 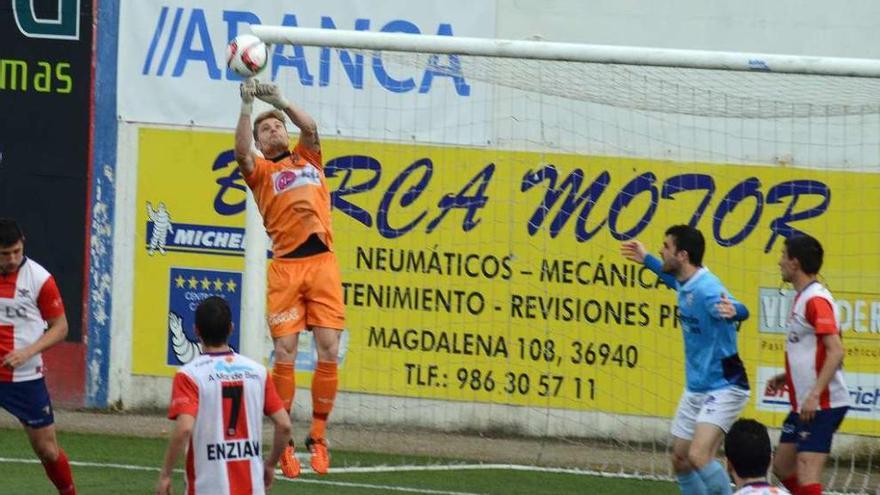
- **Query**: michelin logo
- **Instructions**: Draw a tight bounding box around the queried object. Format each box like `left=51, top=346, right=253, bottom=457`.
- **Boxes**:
left=146, top=201, right=174, bottom=255
left=169, top=226, right=246, bottom=252
left=145, top=205, right=247, bottom=255
left=169, top=311, right=201, bottom=364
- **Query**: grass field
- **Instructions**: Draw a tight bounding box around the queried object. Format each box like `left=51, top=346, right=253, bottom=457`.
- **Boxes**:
left=0, top=428, right=679, bottom=494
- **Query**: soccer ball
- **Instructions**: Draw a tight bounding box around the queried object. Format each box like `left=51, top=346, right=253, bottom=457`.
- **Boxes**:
left=226, top=34, right=268, bottom=78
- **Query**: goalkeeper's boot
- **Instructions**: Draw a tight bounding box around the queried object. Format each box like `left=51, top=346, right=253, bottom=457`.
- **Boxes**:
left=305, top=436, right=330, bottom=475
left=279, top=440, right=301, bottom=478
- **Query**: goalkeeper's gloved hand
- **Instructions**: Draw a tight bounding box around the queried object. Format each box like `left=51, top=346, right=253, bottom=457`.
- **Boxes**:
left=254, top=80, right=290, bottom=110
left=240, top=78, right=256, bottom=116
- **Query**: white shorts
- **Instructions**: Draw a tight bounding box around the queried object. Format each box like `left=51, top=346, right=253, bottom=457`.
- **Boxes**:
left=670, top=386, right=750, bottom=440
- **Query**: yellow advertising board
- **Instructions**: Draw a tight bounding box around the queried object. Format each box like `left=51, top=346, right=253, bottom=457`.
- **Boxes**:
left=133, top=127, right=880, bottom=435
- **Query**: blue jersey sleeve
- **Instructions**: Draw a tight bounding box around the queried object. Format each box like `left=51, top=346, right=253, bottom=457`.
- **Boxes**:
left=644, top=254, right=678, bottom=290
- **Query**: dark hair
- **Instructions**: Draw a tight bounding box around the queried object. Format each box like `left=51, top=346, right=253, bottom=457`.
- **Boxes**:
left=725, top=418, right=771, bottom=479
left=0, top=218, right=24, bottom=247
left=665, top=225, right=705, bottom=266
left=784, top=234, right=823, bottom=275
left=195, top=296, right=232, bottom=346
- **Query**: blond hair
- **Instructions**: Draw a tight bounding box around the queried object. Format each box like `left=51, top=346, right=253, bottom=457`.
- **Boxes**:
left=252, top=109, right=287, bottom=141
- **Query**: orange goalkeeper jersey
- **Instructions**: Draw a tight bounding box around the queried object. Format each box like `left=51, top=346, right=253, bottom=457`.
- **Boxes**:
left=243, top=140, right=333, bottom=257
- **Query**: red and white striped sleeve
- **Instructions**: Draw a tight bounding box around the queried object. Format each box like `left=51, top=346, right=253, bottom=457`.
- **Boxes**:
left=263, top=375, right=284, bottom=415
left=168, top=372, right=200, bottom=419
left=805, top=297, right=837, bottom=335
left=36, top=275, right=65, bottom=320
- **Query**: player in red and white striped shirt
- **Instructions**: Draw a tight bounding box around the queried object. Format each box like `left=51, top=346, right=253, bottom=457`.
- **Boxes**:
left=156, top=296, right=291, bottom=495
left=765, top=235, right=849, bottom=495
left=0, top=218, right=76, bottom=494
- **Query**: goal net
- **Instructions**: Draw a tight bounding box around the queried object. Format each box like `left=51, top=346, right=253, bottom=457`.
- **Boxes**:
left=249, top=26, right=880, bottom=491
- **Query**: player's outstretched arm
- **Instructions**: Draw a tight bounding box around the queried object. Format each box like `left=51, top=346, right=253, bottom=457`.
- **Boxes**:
left=621, top=240, right=677, bottom=289
left=620, top=240, right=647, bottom=263
left=234, top=79, right=257, bottom=176
left=254, top=81, right=319, bottom=152
left=156, top=414, right=195, bottom=495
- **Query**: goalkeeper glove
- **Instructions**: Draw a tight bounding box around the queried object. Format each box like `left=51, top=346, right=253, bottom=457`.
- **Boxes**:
left=254, top=80, right=290, bottom=110
left=240, top=78, right=256, bottom=116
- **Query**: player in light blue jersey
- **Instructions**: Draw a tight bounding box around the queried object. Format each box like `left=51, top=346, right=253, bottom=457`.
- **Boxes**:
left=621, top=225, right=751, bottom=495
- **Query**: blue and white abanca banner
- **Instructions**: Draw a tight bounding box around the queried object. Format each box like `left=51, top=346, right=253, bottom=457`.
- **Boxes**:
left=117, top=0, right=496, bottom=144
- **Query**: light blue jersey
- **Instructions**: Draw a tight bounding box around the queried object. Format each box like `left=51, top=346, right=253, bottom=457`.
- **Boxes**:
left=645, top=255, right=750, bottom=393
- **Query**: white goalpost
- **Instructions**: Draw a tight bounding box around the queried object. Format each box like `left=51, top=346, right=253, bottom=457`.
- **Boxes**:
left=252, top=26, right=880, bottom=77
left=244, top=26, right=880, bottom=492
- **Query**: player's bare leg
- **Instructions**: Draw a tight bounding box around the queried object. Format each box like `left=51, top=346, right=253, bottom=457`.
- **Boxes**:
left=306, top=326, right=341, bottom=475
left=671, top=437, right=696, bottom=474
left=273, top=334, right=301, bottom=478
left=671, top=424, right=731, bottom=495
left=687, top=423, right=731, bottom=495
left=796, top=451, right=827, bottom=495
left=26, top=424, right=75, bottom=494
left=672, top=437, right=707, bottom=494
left=773, top=442, right=799, bottom=492
left=687, top=423, right=724, bottom=468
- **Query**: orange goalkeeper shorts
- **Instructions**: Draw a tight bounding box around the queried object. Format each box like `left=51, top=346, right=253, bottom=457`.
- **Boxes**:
left=266, top=251, right=345, bottom=338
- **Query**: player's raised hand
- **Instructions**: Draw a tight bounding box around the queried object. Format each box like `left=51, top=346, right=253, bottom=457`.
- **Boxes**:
left=254, top=80, right=290, bottom=110
left=715, top=292, right=736, bottom=319
left=620, top=240, right=647, bottom=263
left=239, top=78, right=256, bottom=118
left=240, top=78, right=256, bottom=104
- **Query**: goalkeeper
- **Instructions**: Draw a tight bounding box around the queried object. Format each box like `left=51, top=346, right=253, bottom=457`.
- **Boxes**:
left=621, top=225, right=750, bottom=495
left=234, top=79, right=344, bottom=477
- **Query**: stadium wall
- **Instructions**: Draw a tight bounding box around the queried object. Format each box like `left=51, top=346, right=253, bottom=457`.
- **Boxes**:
left=96, top=0, right=880, bottom=449
left=1, top=0, right=95, bottom=406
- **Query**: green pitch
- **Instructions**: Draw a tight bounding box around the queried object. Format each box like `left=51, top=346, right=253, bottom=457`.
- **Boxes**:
left=0, top=428, right=677, bottom=494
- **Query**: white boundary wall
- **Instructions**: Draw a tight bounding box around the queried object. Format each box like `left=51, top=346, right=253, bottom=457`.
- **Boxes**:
left=109, top=0, right=880, bottom=453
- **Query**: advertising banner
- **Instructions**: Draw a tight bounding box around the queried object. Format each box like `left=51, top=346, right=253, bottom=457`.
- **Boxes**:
left=1, top=0, right=94, bottom=405
left=118, top=1, right=495, bottom=144
left=0, top=0, right=93, bottom=344
left=133, top=127, right=880, bottom=436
